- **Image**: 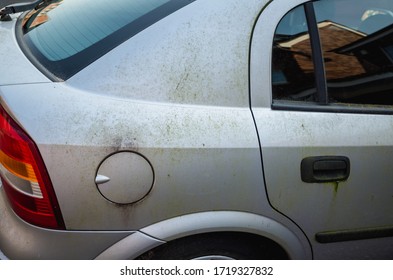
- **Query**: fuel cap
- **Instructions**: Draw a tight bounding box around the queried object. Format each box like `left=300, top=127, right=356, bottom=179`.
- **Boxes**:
left=95, top=151, right=154, bottom=204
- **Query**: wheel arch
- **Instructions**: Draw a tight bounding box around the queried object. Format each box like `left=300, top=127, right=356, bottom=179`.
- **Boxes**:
left=96, top=211, right=312, bottom=259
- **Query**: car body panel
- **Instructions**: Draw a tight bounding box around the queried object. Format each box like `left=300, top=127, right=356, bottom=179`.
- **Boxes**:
left=0, top=0, right=313, bottom=260
left=0, top=14, right=49, bottom=86
left=97, top=211, right=311, bottom=260
left=1, top=0, right=392, bottom=259
left=251, top=0, right=393, bottom=259
left=67, top=0, right=264, bottom=107
left=0, top=82, right=265, bottom=231
left=0, top=187, right=132, bottom=259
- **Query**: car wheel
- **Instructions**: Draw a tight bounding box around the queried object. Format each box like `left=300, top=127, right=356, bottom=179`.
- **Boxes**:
left=137, top=232, right=288, bottom=260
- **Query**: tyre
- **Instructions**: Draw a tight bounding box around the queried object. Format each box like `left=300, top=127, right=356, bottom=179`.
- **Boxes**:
left=137, top=232, right=289, bottom=260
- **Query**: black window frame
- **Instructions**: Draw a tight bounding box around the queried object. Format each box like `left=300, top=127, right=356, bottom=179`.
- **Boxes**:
left=272, top=1, right=393, bottom=115
left=15, top=0, right=196, bottom=81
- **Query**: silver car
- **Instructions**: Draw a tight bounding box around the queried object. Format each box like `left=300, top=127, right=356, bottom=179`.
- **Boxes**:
left=1, top=0, right=393, bottom=260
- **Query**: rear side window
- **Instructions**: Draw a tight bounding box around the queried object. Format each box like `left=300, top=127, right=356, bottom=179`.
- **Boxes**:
left=314, top=0, right=393, bottom=105
left=272, top=0, right=393, bottom=111
left=272, top=5, right=316, bottom=102
left=17, top=0, right=195, bottom=80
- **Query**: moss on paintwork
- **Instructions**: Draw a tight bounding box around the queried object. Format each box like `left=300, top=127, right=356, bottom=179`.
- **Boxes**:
left=333, top=182, right=339, bottom=194
left=325, top=181, right=345, bottom=197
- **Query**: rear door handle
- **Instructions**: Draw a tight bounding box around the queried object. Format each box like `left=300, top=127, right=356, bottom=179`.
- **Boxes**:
left=301, top=156, right=350, bottom=183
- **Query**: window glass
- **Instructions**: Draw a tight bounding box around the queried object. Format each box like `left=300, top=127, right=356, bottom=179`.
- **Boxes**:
left=18, top=0, right=193, bottom=80
left=272, top=6, right=317, bottom=102
left=22, top=0, right=169, bottom=61
left=314, top=0, right=393, bottom=105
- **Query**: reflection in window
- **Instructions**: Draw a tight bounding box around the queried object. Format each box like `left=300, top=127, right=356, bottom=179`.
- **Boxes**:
left=272, top=6, right=316, bottom=102
left=23, top=0, right=170, bottom=61
left=272, top=0, right=393, bottom=108
left=314, top=0, right=393, bottom=105
left=385, top=45, right=393, bottom=61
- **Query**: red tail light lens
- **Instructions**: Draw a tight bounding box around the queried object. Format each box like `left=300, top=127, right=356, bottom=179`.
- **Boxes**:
left=0, top=104, right=65, bottom=229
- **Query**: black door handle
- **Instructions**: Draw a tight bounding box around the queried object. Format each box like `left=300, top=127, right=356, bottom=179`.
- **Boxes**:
left=301, top=156, right=350, bottom=183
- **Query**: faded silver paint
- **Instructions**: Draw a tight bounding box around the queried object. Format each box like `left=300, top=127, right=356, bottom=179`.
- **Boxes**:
left=0, top=187, right=131, bottom=259
left=251, top=0, right=393, bottom=259
left=2, top=0, right=390, bottom=260
left=0, top=14, right=49, bottom=85
left=97, top=211, right=310, bottom=259
left=1, top=0, right=309, bottom=260
left=67, top=0, right=261, bottom=107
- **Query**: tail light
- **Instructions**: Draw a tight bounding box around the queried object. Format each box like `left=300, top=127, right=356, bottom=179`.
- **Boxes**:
left=0, top=104, right=65, bottom=229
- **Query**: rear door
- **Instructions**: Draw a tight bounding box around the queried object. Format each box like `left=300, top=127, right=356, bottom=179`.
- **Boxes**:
left=251, top=0, right=393, bottom=259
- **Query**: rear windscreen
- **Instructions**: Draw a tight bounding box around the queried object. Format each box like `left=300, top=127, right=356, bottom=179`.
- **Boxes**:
left=18, top=0, right=194, bottom=80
